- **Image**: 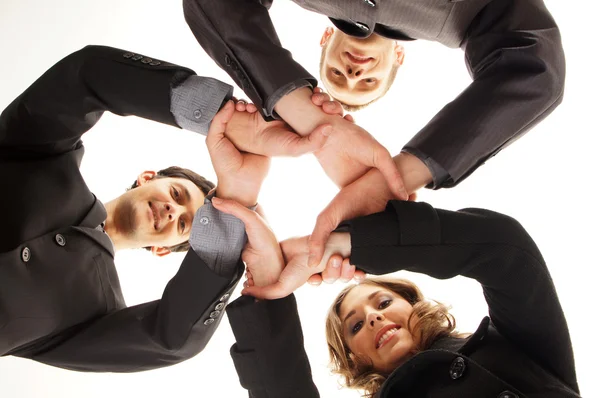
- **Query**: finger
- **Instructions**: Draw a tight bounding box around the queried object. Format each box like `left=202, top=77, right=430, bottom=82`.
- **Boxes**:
left=307, top=274, right=323, bottom=286
left=235, top=101, right=247, bottom=112
left=308, top=205, right=340, bottom=267
left=211, top=197, right=260, bottom=229
left=321, top=101, right=344, bottom=117
left=339, top=258, right=356, bottom=283
left=344, top=114, right=355, bottom=123
left=408, top=192, right=417, bottom=202
left=313, top=87, right=323, bottom=94
left=241, top=282, right=291, bottom=300
left=372, top=147, right=408, bottom=200
left=271, top=124, right=331, bottom=157
left=321, top=254, right=343, bottom=283
left=311, top=92, right=328, bottom=107
left=353, top=269, right=367, bottom=281
left=246, top=103, right=258, bottom=113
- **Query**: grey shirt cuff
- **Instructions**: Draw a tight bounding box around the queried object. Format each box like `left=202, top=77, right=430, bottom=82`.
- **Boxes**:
left=401, top=147, right=451, bottom=190
left=264, top=79, right=314, bottom=120
left=189, top=192, right=247, bottom=278
left=171, top=75, right=233, bottom=135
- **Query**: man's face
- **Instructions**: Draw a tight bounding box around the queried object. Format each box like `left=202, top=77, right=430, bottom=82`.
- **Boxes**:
left=320, top=28, right=404, bottom=107
left=113, top=172, right=205, bottom=254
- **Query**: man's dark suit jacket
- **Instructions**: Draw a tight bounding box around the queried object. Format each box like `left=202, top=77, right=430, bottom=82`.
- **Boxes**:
left=226, top=201, right=580, bottom=397
left=184, top=0, right=566, bottom=188
left=0, top=45, right=241, bottom=372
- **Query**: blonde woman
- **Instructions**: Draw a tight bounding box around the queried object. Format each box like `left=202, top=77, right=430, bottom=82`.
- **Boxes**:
left=215, top=199, right=580, bottom=398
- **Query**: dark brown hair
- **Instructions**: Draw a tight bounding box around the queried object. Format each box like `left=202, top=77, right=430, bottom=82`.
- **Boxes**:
left=129, top=166, right=215, bottom=253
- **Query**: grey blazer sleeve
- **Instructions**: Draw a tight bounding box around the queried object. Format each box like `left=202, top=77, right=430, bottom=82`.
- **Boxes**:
left=183, top=0, right=317, bottom=120
left=227, top=295, right=320, bottom=398
left=403, top=0, right=566, bottom=188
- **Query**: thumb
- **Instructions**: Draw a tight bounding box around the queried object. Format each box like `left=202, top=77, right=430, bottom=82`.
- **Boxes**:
left=270, top=124, right=332, bottom=157
left=308, top=210, right=338, bottom=268
left=208, top=100, right=235, bottom=138
left=211, top=197, right=259, bottom=229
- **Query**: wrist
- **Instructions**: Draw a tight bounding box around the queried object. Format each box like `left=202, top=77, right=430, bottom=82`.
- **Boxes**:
left=215, top=185, right=258, bottom=208
left=325, top=232, right=351, bottom=259
left=393, top=152, right=433, bottom=194
left=274, top=87, right=331, bottom=136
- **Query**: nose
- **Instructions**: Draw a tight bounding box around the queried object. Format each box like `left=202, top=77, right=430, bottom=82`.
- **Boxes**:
left=345, top=65, right=365, bottom=79
left=367, top=312, right=384, bottom=328
left=162, top=202, right=181, bottom=222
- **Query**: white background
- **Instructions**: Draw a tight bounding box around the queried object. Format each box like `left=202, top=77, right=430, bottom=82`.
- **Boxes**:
left=0, top=0, right=597, bottom=397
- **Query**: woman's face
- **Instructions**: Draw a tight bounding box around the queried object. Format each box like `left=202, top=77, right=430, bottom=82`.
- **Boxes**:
left=338, top=284, right=417, bottom=373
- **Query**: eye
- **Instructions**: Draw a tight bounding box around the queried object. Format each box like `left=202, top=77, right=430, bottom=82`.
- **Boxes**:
left=332, top=68, right=342, bottom=76
left=172, top=187, right=181, bottom=202
left=179, top=218, right=186, bottom=234
left=351, top=320, right=364, bottom=335
left=365, top=78, right=377, bottom=84
left=378, top=299, right=392, bottom=310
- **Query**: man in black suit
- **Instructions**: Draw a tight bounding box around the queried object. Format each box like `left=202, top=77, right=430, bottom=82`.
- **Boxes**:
left=0, top=44, right=330, bottom=372
left=184, top=0, right=566, bottom=265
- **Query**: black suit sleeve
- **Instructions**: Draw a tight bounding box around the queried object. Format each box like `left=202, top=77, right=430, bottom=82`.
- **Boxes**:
left=404, top=0, right=566, bottom=188
left=28, top=251, right=243, bottom=372
left=226, top=295, right=320, bottom=398
left=0, top=45, right=195, bottom=156
left=183, top=0, right=317, bottom=119
left=346, top=201, right=578, bottom=393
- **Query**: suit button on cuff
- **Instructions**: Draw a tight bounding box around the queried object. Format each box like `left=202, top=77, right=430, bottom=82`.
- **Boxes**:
left=141, top=57, right=152, bottom=64
left=193, top=109, right=203, bottom=119
left=215, top=302, right=225, bottom=311
left=55, top=234, right=66, bottom=247
left=498, top=392, right=519, bottom=398
left=209, top=310, right=221, bottom=318
left=123, top=52, right=134, bottom=58
left=203, top=318, right=215, bottom=326
left=220, top=294, right=230, bottom=302
left=363, top=0, right=376, bottom=6
left=150, top=61, right=161, bottom=66
left=21, top=247, right=31, bottom=262
left=200, top=216, right=209, bottom=225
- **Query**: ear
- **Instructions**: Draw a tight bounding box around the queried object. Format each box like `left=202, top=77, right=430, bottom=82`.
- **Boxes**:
left=151, top=246, right=171, bottom=257
left=320, top=27, right=334, bottom=47
left=137, top=170, right=157, bottom=187
left=394, top=43, right=405, bottom=66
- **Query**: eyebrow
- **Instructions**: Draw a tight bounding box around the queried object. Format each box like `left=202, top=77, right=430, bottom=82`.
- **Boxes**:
left=342, top=290, right=382, bottom=324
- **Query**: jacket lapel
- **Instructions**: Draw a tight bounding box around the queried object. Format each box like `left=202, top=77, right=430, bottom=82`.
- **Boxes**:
left=73, top=196, right=115, bottom=257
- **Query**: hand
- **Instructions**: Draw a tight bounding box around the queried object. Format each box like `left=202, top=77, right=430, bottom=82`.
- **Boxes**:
left=306, top=257, right=366, bottom=286
left=211, top=197, right=284, bottom=287
left=308, top=161, right=421, bottom=267
left=310, top=87, right=355, bottom=123
left=206, top=101, right=270, bottom=207
left=274, top=87, right=407, bottom=198
left=241, top=232, right=352, bottom=300
left=223, top=104, right=331, bottom=158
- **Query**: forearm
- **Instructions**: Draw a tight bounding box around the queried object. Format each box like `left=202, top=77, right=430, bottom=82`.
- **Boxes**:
left=273, top=87, right=334, bottom=136
left=393, top=152, right=433, bottom=194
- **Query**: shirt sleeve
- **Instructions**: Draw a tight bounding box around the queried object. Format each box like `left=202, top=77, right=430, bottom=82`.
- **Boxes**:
left=189, top=192, right=252, bottom=278
left=170, top=74, right=233, bottom=135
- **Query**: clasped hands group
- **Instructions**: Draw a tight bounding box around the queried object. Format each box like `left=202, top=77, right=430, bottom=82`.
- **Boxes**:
left=204, top=87, right=427, bottom=300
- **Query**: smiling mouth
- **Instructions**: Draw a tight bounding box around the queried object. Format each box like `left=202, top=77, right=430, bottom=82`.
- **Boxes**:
left=375, top=325, right=401, bottom=349
left=148, top=202, right=158, bottom=230
left=345, top=52, right=373, bottom=65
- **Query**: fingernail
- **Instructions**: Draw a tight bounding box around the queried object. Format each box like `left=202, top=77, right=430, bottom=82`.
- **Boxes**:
left=332, top=258, right=341, bottom=268
left=323, top=278, right=335, bottom=284
left=322, top=126, right=332, bottom=136
left=340, top=278, right=351, bottom=283
left=212, top=197, right=223, bottom=205
left=354, top=275, right=364, bottom=281
left=308, top=281, right=321, bottom=286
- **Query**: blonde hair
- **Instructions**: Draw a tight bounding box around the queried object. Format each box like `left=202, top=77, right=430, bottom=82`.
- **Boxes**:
left=325, top=277, right=461, bottom=397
